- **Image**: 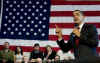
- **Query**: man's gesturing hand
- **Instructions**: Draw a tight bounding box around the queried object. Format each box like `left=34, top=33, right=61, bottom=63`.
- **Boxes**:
left=55, top=24, right=62, bottom=40
left=72, top=28, right=80, bottom=37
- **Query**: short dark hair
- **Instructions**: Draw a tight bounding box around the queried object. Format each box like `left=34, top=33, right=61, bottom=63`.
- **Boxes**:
left=15, top=46, right=23, bottom=55
left=34, top=43, right=40, bottom=47
left=73, top=10, right=84, bottom=16
left=4, top=42, right=9, bottom=45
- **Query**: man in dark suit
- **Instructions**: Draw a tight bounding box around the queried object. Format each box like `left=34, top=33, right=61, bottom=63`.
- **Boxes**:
left=55, top=10, right=100, bottom=63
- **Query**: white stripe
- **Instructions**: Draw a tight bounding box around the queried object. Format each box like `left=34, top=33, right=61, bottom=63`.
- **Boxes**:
left=50, top=16, right=100, bottom=23
left=0, top=39, right=58, bottom=47
left=0, top=39, right=100, bottom=47
left=51, top=5, right=100, bottom=11
left=49, top=28, right=100, bottom=35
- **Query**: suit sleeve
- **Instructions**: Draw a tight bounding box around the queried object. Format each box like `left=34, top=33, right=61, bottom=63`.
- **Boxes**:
left=80, top=25, right=98, bottom=47
left=57, top=34, right=74, bottom=52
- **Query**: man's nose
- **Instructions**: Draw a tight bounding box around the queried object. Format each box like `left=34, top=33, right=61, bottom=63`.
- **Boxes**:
left=74, top=16, right=78, bottom=18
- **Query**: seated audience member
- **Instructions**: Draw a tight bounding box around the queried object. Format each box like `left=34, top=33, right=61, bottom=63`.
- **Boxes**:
left=14, top=46, right=24, bottom=63
left=22, top=56, right=29, bottom=63
left=57, top=49, right=75, bottom=60
left=0, top=42, right=14, bottom=63
left=54, top=55, right=60, bottom=62
left=44, top=45, right=56, bottom=63
left=29, top=43, right=44, bottom=63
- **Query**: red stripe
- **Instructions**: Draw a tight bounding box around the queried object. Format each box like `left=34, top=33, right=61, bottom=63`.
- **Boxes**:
left=0, top=45, right=60, bottom=52
left=0, top=45, right=100, bottom=53
left=50, top=23, right=74, bottom=28
left=49, top=35, right=100, bottom=41
left=49, top=35, right=69, bottom=40
left=51, top=11, right=100, bottom=16
left=49, top=23, right=100, bottom=28
left=51, top=0, right=100, bottom=5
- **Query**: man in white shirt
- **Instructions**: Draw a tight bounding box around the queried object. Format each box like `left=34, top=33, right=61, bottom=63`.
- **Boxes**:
left=57, top=49, right=75, bottom=60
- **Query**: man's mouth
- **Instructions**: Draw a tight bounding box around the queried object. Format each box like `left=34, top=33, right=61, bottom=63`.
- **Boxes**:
left=74, top=18, right=78, bottom=21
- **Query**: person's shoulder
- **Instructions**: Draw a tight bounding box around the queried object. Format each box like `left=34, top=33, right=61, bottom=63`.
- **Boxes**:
left=39, top=51, right=44, bottom=53
left=0, top=50, right=4, bottom=53
left=85, top=23, right=96, bottom=28
left=9, top=49, right=14, bottom=53
left=85, top=23, right=93, bottom=26
left=51, top=50, right=56, bottom=55
left=52, top=50, right=56, bottom=53
left=0, top=49, right=5, bottom=53
left=31, top=50, right=35, bottom=53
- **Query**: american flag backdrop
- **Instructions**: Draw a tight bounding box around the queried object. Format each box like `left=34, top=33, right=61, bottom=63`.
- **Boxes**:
left=0, top=0, right=100, bottom=53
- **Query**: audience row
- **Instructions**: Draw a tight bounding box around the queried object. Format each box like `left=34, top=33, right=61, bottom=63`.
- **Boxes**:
left=0, top=42, right=75, bottom=63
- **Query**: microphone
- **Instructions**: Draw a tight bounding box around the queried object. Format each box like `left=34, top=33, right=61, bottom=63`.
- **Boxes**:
left=71, top=32, right=76, bottom=37
left=71, top=23, right=79, bottom=37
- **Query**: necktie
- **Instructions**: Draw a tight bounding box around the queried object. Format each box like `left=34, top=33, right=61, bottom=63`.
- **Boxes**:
left=75, top=37, right=79, bottom=46
left=75, top=27, right=80, bottom=46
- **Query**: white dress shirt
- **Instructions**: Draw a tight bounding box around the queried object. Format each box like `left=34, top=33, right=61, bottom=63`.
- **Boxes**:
left=78, top=22, right=84, bottom=32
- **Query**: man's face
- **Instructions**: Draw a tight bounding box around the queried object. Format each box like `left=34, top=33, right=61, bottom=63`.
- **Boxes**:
left=4, top=42, right=9, bottom=49
left=73, top=11, right=84, bottom=24
left=34, top=46, right=40, bottom=51
left=17, top=46, right=21, bottom=53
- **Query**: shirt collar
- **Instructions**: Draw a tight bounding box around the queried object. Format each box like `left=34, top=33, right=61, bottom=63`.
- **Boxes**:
left=79, top=22, right=84, bottom=31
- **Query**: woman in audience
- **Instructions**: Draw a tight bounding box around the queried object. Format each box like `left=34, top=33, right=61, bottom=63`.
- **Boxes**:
left=44, top=45, right=56, bottom=63
left=14, top=46, right=24, bottom=63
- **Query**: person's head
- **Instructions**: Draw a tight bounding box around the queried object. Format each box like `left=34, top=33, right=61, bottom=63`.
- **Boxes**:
left=15, top=46, right=23, bottom=55
left=23, top=56, right=29, bottom=62
left=34, top=43, right=40, bottom=51
left=46, top=45, right=52, bottom=52
left=73, top=10, right=85, bottom=25
left=54, top=55, right=60, bottom=61
left=4, top=42, right=9, bottom=49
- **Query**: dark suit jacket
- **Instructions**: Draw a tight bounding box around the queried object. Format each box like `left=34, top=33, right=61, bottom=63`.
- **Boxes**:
left=57, top=23, right=100, bottom=62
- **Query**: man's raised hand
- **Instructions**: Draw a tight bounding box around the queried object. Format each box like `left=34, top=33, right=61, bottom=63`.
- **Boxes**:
left=55, top=24, right=62, bottom=40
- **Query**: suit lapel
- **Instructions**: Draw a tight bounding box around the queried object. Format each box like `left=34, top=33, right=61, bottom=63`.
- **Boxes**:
left=80, top=23, right=87, bottom=34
